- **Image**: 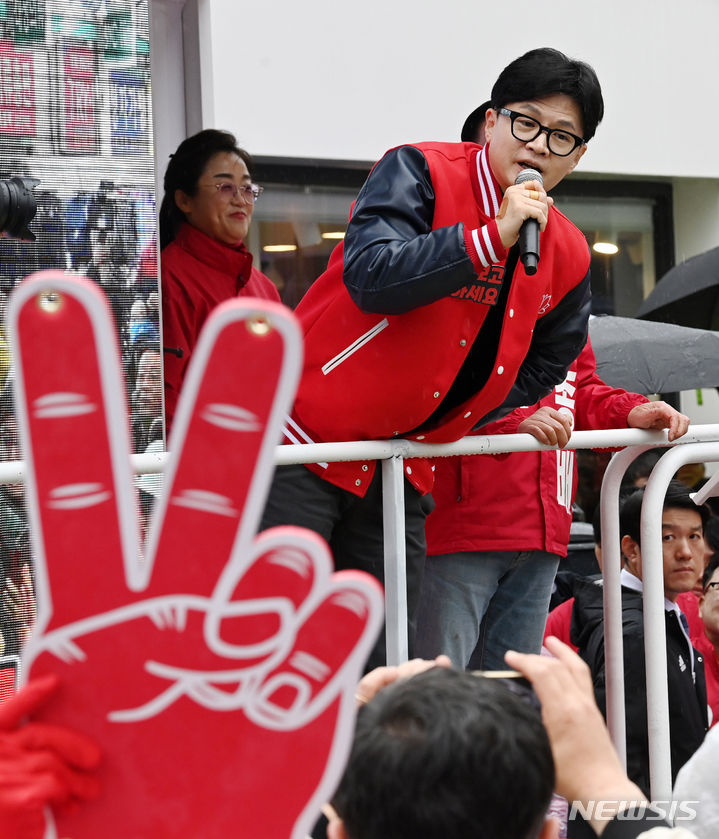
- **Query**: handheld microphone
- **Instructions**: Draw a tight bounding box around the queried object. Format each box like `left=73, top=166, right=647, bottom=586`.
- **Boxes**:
left=515, top=168, right=543, bottom=275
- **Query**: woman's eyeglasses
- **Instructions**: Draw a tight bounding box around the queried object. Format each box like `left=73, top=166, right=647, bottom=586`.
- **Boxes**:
left=206, top=182, right=264, bottom=204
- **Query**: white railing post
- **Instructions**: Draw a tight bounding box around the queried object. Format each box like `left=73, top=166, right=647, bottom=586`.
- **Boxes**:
left=640, top=441, right=719, bottom=802
left=600, top=444, right=659, bottom=767
left=381, top=454, right=409, bottom=665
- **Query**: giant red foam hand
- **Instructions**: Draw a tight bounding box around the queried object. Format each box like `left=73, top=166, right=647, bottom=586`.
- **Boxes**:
left=7, top=272, right=383, bottom=839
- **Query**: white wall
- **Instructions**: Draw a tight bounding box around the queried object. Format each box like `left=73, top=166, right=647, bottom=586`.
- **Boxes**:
left=681, top=389, right=719, bottom=476
left=202, top=0, right=719, bottom=179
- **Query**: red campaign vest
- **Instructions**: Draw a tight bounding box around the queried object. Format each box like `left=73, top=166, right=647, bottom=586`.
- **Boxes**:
left=288, top=142, right=590, bottom=496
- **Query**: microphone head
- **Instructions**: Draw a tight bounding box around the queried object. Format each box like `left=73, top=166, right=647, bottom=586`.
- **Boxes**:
left=515, top=168, right=544, bottom=187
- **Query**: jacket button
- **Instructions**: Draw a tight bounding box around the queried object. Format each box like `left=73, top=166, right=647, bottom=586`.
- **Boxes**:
left=509, top=308, right=514, bottom=317
left=406, top=466, right=413, bottom=475
left=459, top=339, right=467, bottom=347
left=355, top=479, right=362, bottom=487
left=433, top=391, right=440, bottom=398
left=416, top=435, right=425, bottom=440
left=362, top=464, right=369, bottom=471
left=497, top=366, right=504, bottom=375
left=464, top=411, right=471, bottom=418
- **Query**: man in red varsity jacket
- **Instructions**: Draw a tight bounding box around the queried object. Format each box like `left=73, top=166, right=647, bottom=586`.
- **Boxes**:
left=411, top=105, right=690, bottom=672
left=261, top=48, right=605, bottom=666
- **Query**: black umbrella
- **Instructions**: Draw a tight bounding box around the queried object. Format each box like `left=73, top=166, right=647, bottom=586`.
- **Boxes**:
left=588, top=314, right=719, bottom=394
left=636, top=246, right=719, bottom=329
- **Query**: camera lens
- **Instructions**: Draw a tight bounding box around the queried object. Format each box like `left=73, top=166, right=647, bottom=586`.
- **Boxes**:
left=0, top=177, right=40, bottom=241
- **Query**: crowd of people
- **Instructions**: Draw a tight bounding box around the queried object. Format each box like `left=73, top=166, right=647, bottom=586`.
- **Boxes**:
left=1, top=44, right=718, bottom=839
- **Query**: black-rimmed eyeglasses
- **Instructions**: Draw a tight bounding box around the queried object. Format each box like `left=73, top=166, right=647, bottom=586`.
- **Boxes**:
left=498, top=108, right=585, bottom=157
left=209, top=182, right=264, bottom=203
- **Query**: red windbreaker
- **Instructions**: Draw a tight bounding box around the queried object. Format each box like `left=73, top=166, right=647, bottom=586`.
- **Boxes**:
left=426, top=340, right=647, bottom=556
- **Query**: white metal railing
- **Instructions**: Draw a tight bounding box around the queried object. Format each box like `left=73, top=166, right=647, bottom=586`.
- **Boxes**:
left=3, top=422, right=719, bottom=801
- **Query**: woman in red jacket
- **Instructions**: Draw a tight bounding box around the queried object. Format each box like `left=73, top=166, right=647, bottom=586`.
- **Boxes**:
left=159, top=129, right=280, bottom=429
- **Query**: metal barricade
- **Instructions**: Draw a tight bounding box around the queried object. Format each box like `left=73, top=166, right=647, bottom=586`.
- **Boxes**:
left=2, top=422, right=719, bottom=800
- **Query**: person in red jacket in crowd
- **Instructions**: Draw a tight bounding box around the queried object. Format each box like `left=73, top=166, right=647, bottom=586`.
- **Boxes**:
left=261, top=48, right=606, bottom=667
left=413, top=103, right=689, bottom=671
left=416, top=340, right=688, bottom=669
left=159, top=129, right=280, bottom=429
left=693, top=555, right=719, bottom=726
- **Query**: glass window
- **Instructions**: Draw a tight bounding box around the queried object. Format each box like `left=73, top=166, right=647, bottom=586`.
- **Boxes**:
left=553, top=179, right=673, bottom=318
left=247, top=183, right=355, bottom=308
left=251, top=162, right=673, bottom=319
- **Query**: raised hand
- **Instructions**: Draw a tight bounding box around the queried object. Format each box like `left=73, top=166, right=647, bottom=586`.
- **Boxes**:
left=7, top=272, right=384, bottom=839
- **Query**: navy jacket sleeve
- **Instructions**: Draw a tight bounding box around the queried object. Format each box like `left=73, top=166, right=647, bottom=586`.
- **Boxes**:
left=342, top=145, right=479, bottom=314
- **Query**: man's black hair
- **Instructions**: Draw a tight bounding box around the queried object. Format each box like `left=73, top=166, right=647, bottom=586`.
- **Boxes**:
left=491, top=47, right=604, bottom=141
left=461, top=100, right=492, bottom=143
left=703, top=513, right=719, bottom=557
left=331, top=667, right=554, bottom=839
left=159, top=129, right=253, bottom=249
left=620, top=448, right=665, bottom=492
left=592, top=502, right=602, bottom=548
left=619, top=479, right=711, bottom=546
left=703, top=553, right=719, bottom=589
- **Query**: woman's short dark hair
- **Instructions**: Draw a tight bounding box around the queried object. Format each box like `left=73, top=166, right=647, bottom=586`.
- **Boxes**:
left=159, top=129, right=252, bottom=248
left=491, top=47, right=604, bottom=142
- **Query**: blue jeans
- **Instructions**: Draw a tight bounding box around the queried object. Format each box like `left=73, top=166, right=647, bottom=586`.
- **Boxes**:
left=414, top=549, right=560, bottom=670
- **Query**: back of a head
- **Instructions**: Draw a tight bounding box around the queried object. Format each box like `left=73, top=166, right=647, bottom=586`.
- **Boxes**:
left=702, top=553, right=719, bottom=589
left=703, top=514, right=719, bottom=558
left=621, top=447, right=665, bottom=491
left=620, top=478, right=711, bottom=544
left=331, top=667, right=554, bottom=839
left=490, top=47, right=604, bottom=141
left=159, top=129, right=252, bottom=249
left=461, top=100, right=493, bottom=143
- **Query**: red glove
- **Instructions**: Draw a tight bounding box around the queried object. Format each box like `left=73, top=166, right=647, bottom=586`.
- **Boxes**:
left=0, top=675, right=101, bottom=839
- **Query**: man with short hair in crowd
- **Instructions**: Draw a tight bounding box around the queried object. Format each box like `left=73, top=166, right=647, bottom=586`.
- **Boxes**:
left=572, top=480, right=710, bottom=793
left=328, top=637, right=699, bottom=839
left=130, top=343, right=163, bottom=453
left=330, top=666, right=554, bottom=839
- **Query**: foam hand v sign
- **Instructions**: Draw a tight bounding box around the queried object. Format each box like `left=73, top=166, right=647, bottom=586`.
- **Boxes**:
left=8, top=272, right=383, bottom=839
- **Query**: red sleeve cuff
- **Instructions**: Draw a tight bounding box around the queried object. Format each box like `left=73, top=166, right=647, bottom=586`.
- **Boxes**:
left=464, top=221, right=507, bottom=274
